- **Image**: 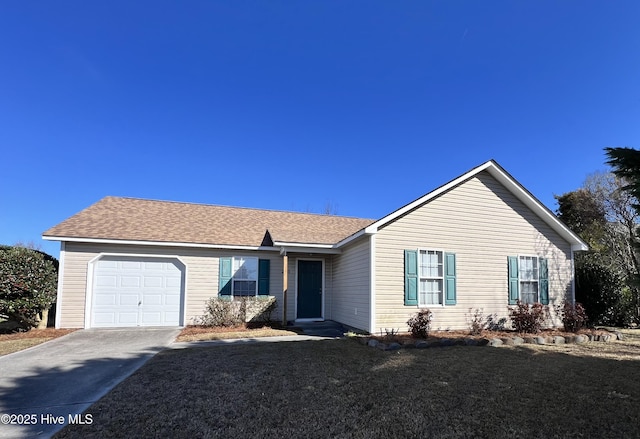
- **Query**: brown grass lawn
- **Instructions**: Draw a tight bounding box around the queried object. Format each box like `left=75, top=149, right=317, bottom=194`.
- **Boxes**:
left=54, top=330, right=640, bottom=439
left=0, top=329, right=77, bottom=356
left=176, top=324, right=301, bottom=342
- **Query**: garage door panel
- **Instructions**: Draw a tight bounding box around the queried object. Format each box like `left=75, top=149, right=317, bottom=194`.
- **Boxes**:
left=165, top=277, right=181, bottom=288
left=99, top=260, right=118, bottom=269
left=142, top=294, right=162, bottom=306
left=121, top=261, right=143, bottom=270
left=93, top=313, right=116, bottom=325
left=165, top=294, right=181, bottom=306
left=143, top=276, right=163, bottom=288
left=118, top=293, right=140, bottom=306
left=92, top=257, right=184, bottom=328
left=140, top=312, right=162, bottom=325
left=116, top=312, right=139, bottom=325
left=96, top=275, right=117, bottom=287
left=120, top=276, right=141, bottom=288
left=93, top=293, right=117, bottom=306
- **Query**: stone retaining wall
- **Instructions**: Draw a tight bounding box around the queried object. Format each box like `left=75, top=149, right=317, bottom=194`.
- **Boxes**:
left=359, top=331, right=625, bottom=351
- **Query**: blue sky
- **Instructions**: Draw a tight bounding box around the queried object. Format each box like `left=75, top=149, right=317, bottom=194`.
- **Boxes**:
left=2, top=1, right=639, bottom=258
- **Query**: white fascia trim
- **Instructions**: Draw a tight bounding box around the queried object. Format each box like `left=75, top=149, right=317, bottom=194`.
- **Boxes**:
left=273, top=241, right=334, bottom=249
left=274, top=242, right=342, bottom=254
left=42, top=236, right=279, bottom=252
left=277, top=245, right=341, bottom=255
left=335, top=228, right=373, bottom=248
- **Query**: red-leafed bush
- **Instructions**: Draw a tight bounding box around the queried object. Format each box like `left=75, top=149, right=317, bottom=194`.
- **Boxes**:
left=557, top=301, right=589, bottom=332
left=509, top=301, right=548, bottom=334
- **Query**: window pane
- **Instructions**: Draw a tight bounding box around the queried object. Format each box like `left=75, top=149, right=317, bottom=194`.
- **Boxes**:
left=419, top=250, right=443, bottom=278
left=233, top=280, right=257, bottom=296
left=419, top=279, right=442, bottom=305
left=520, top=256, right=538, bottom=281
left=520, top=281, right=538, bottom=304
left=233, top=257, right=258, bottom=280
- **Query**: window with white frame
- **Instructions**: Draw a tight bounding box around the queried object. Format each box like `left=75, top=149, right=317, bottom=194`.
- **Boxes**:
left=419, top=250, right=444, bottom=305
left=232, top=257, right=258, bottom=296
left=519, top=256, right=539, bottom=304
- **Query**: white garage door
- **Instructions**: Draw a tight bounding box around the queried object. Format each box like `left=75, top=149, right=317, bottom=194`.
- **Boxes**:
left=91, top=257, right=184, bottom=328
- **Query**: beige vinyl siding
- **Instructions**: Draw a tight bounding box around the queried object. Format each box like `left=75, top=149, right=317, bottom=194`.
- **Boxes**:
left=375, top=171, right=573, bottom=332
left=57, top=243, right=283, bottom=328
left=330, top=236, right=371, bottom=331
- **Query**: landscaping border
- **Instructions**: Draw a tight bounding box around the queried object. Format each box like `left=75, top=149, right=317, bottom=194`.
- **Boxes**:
left=356, top=330, right=626, bottom=351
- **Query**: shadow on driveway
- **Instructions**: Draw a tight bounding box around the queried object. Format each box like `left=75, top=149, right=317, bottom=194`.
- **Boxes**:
left=0, top=328, right=178, bottom=438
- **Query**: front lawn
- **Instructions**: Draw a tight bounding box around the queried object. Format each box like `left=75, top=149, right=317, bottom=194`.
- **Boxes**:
left=56, top=331, right=640, bottom=438
left=0, top=329, right=76, bottom=356
left=176, top=324, right=301, bottom=342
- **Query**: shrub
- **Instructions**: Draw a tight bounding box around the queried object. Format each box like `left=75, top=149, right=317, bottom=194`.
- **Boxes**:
left=508, top=302, right=548, bottom=334
left=575, top=252, right=637, bottom=326
left=485, top=314, right=508, bottom=332
left=195, top=296, right=276, bottom=327
left=557, top=301, right=588, bottom=332
left=468, top=308, right=486, bottom=336
left=0, top=246, right=58, bottom=330
left=196, top=297, right=245, bottom=327
left=467, top=308, right=508, bottom=335
left=407, top=309, right=432, bottom=339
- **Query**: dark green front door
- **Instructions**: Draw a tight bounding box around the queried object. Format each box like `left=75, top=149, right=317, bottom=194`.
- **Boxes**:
left=297, top=260, right=323, bottom=319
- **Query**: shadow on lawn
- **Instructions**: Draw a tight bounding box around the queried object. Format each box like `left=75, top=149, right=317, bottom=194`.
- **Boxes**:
left=52, top=338, right=640, bottom=439
left=0, top=347, right=165, bottom=439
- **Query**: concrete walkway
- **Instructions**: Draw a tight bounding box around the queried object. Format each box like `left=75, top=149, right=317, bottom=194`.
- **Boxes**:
left=0, top=328, right=179, bottom=439
left=294, top=320, right=347, bottom=337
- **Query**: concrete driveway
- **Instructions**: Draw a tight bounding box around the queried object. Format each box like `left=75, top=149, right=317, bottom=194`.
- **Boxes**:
left=0, top=327, right=179, bottom=439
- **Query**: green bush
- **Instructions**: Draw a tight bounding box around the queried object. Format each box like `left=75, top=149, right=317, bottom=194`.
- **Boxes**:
left=575, top=252, right=636, bottom=326
left=407, top=309, right=432, bottom=339
left=0, top=246, right=58, bottom=330
left=508, top=302, right=547, bottom=334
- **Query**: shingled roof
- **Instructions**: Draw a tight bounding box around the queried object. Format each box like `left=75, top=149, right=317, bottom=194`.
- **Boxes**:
left=43, top=196, right=375, bottom=247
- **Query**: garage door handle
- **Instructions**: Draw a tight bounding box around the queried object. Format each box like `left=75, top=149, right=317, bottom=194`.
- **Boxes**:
left=138, top=301, right=142, bottom=306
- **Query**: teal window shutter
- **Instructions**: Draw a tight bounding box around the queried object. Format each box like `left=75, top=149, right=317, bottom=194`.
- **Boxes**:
left=539, top=257, right=549, bottom=305
left=508, top=256, right=519, bottom=305
left=444, top=253, right=457, bottom=305
left=404, top=250, right=418, bottom=306
left=219, top=257, right=232, bottom=296
left=258, top=259, right=270, bottom=296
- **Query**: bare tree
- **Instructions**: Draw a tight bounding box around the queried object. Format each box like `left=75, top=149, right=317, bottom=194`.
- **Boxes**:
left=584, top=172, right=640, bottom=282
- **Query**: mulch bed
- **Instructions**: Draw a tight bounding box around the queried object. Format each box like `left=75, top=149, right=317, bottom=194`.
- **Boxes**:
left=0, top=328, right=77, bottom=341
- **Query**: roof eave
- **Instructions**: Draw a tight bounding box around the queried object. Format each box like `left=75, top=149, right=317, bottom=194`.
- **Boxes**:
left=42, top=235, right=280, bottom=252
left=273, top=241, right=342, bottom=254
